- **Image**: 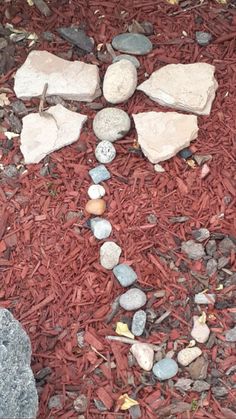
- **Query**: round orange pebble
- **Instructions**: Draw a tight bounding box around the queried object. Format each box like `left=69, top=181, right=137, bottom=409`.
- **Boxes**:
left=85, top=199, right=106, bottom=215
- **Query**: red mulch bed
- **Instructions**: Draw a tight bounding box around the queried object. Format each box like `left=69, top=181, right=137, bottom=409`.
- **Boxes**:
left=0, top=0, right=236, bottom=418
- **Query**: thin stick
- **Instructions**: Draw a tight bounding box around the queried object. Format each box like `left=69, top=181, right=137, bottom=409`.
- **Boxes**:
left=168, top=1, right=206, bottom=16
left=39, top=82, right=48, bottom=115
left=106, top=335, right=163, bottom=351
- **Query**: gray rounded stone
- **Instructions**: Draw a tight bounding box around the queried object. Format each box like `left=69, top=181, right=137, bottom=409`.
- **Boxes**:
left=119, top=288, right=147, bottom=311
left=112, top=33, right=153, bottom=55
left=113, top=54, right=140, bottom=68
left=90, top=217, right=112, bottom=240
left=152, top=358, right=178, bottom=381
left=113, top=264, right=137, bottom=287
left=95, top=140, right=116, bottom=164
left=195, top=31, right=212, bottom=46
left=131, top=310, right=147, bottom=336
left=93, top=107, right=131, bottom=142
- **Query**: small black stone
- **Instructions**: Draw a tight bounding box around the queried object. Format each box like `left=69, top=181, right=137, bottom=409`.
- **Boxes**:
left=57, top=27, right=94, bottom=52
left=178, top=148, right=192, bottom=159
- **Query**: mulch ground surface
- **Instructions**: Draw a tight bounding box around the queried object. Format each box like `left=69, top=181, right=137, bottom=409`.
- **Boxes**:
left=0, top=0, right=236, bottom=418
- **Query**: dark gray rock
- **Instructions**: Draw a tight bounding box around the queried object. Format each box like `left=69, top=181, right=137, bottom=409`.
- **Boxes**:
left=178, top=148, right=192, bottom=159
left=192, top=228, right=210, bottom=242
left=195, top=31, right=212, bottom=46
left=7, top=113, right=22, bottom=133
left=112, top=33, right=153, bottom=55
left=206, top=258, right=218, bottom=276
left=12, top=100, right=28, bottom=116
left=205, top=240, right=217, bottom=256
left=218, top=256, right=229, bottom=270
left=113, top=54, right=140, bottom=68
left=0, top=308, right=38, bottom=419
left=218, top=237, right=236, bottom=256
left=57, top=27, right=94, bottom=52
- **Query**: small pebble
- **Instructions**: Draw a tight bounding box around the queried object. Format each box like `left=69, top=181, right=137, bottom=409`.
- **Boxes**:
left=191, top=316, right=210, bottom=343
left=0, top=38, right=8, bottom=50
left=178, top=148, right=192, bottom=159
left=206, top=240, right=217, bottom=257
left=90, top=217, right=112, bottom=240
left=192, top=228, right=210, bottom=242
left=3, top=165, right=18, bottom=178
left=177, top=347, right=202, bottom=366
left=154, top=163, right=165, bottom=173
left=131, top=310, right=147, bottom=336
left=119, top=288, right=147, bottom=311
left=100, top=241, right=122, bottom=270
left=218, top=256, right=229, bottom=269
left=88, top=184, right=105, bottom=199
left=195, top=31, right=212, bottom=46
left=57, top=27, right=94, bottom=52
left=194, top=293, right=216, bottom=305
left=95, top=140, right=116, bottom=164
left=48, top=395, right=63, bottom=410
left=188, top=355, right=208, bottom=380
left=73, top=394, right=88, bottom=413
left=175, top=378, right=193, bottom=391
left=152, top=358, right=178, bottom=381
left=11, top=100, right=27, bottom=116
left=89, top=165, right=111, bottom=184
left=212, top=386, right=228, bottom=398
left=93, top=399, right=107, bottom=412
left=192, top=380, right=210, bottom=392
left=85, top=199, right=106, bottom=215
left=93, top=107, right=131, bottom=142
left=206, top=258, right=218, bottom=276
left=218, top=237, right=236, bottom=256
left=112, top=33, right=153, bottom=55
left=113, top=54, right=140, bottom=68
left=181, top=240, right=205, bottom=260
left=113, top=264, right=137, bottom=287
left=130, top=343, right=154, bottom=371
left=129, top=404, right=142, bottom=419
left=42, top=31, right=54, bottom=42
left=225, top=326, right=236, bottom=342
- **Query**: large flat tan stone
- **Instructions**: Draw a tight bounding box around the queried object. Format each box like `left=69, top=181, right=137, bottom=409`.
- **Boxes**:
left=20, top=104, right=87, bottom=164
left=14, top=50, right=101, bottom=102
left=137, top=63, right=218, bottom=115
left=133, top=111, right=198, bottom=163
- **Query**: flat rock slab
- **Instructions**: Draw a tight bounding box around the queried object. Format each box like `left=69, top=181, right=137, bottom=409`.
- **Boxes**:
left=137, top=63, right=218, bottom=115
left=0, top=308, right=38, bottom=419
left=20, top=104, right=87, bottom=164
left=112, top=33, right=153, bottom=55
left=133, top=111, right=198, bottom=163
left=14, top=50, right=101, bottom=102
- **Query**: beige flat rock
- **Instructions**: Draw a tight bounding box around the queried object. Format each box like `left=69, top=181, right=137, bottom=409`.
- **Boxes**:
left=137, top=63, right=218, bottom=115
left=20, top=104, right=87, bottom=164
left=14, top=50, right=101, bottom=101
left=133, top=111, right=198, bottom=163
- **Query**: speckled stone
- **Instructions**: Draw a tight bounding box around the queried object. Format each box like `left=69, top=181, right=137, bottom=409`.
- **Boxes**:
left=119, top=288, right=147, bottom=311
left=131, top=310, right=147, bottom=336
left=90, top=217, right=112, bottom=240
left=95, top=140, right=116, bottom=164
left=112, top=33, right=153, bottom=55
left=113, top=264, right=137, bottom=287
left=113, top=54, right=140, bottom=68
left=177, top=347, right=202, bottom=366
left=89, top=165, right=111, bottom=184
left=93, top=107, right=131, bottom=142
left=100, top=241, right=122, bottom=270
left=152, top=358, right=178, bottom=381
left=88, top=184, right=105, bottom=199
left=191, top=316, right=210, bottom=343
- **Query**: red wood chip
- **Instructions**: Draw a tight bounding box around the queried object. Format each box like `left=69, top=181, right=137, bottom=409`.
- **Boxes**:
left=96, top=387, right=114, bottom=410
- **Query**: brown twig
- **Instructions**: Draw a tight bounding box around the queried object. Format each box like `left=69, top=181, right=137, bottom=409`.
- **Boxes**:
left=39, top=82, right=48, bottom=115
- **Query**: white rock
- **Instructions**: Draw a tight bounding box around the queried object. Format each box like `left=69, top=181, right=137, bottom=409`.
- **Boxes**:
left=130, top=343, right=154, bottom=371
left=154, top=163, right=165, bottom=173
left=88, top=184, right=105, bottom=199
left=93, top=108, right=131, bottom=142
left=137, top=63, right=218, bottom=115
left=20, top=104, right=87, bottom=164
left=100, top=241, right=121, bottom=270
left=177, top=347, right=202, bottom=366
left=95, top=141, right=116, bottom=164
left=14, top=50, right=101, bottom=101
left=90, top=218, right=112, bottom=240
left=191, top=316, right=210, bottom=344
left=133, top=111, right=198, bottom=163
left=103, top=60, right=137, bottom=104
left=194, top=293, right=216, bottom=305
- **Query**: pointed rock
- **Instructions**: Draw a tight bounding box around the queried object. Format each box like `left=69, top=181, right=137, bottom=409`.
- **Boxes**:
left=20, top=104, right=87, bottom=164
left=137, top=63, right=218, bottom=115
left=14, top=50, right=101, bottom=102
left=133, top=111, right=198, bottom=163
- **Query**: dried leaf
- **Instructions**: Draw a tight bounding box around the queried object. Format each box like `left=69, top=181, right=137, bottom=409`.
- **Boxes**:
left=198, top=311, right=206, bottom=324
left=118, top=394, right=139, bottom=410
left=0, top=93, right=10, bottom=107
left=5, top=132, right=19, bottom=140
left=27, top=0, right=34, bottom=5
left=216, top=284, right=223, bottom=290
left=116, top=322, right=134, bottom=339
left=187, top=340, right=196, bottom=347
left=166, top=0, right=179, bottom=4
